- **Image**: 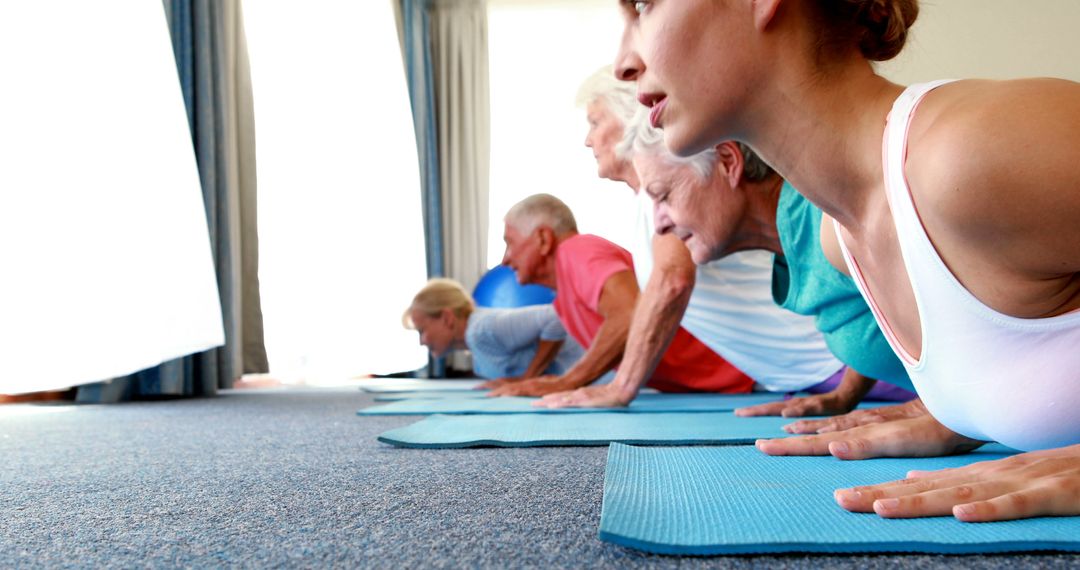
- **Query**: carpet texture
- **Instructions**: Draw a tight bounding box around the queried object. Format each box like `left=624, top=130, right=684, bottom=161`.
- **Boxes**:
left=3, top=388, right=1076, bottom=567
left=599, top=443, right=1080, bottom=555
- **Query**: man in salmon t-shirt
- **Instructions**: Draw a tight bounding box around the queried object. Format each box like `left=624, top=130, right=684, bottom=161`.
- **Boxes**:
left=488, top=193, right=752, bottom=399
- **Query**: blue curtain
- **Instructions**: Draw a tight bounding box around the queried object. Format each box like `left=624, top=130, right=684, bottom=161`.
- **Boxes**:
left=77, top=0, right=266, bottom=402
left=401, top=0, right=446, bottom=377
left=401, top=0, right=445, bottom=280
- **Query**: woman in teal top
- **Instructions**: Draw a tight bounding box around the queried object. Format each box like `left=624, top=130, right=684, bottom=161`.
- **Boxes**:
left=624, top=123, right=915, bottom=420
left=772, top=182, right=914, bottom=393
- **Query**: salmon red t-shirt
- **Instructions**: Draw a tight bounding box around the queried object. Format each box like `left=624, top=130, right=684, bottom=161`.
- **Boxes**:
left=552, top=234, right=752, bottom=393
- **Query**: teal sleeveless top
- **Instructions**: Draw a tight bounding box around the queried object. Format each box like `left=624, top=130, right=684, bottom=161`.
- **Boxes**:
left=772, top=183, right=914, bottom=390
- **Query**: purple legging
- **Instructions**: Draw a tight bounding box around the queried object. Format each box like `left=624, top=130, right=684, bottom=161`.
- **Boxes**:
left=799, top=367, right=917, bottom=402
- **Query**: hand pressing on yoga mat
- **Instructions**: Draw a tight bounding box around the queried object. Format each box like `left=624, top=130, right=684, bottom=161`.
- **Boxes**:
left=487, top=374, right=575, bottom=397
left=735, top=368, right=877, bottom=418
left=756, top=412, right=984, bottom=459
left=781, top=398, right=929, bottom=434
left=476, top=376, right=519, bottom=390
left=534, top=382, right=636, bottom=408
left=834, top=443, right=1080, bottom=522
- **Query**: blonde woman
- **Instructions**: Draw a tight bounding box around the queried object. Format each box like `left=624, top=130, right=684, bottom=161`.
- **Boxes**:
left=404, top=278, right=584, bottom=387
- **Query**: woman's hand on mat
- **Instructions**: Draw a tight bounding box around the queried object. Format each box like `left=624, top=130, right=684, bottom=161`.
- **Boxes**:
left=834, top=443, right=1080, bottom=521
left=477, top=376, right=519, bottom=390
left=782, top=398, right=928, bottom=434
left=534, top=383, right=634, bottom=409
left=487, top=375, right=572, bottom=397
left=756, top=412, right=984, bottom=458
left=734, top=391, right=859, bottom=419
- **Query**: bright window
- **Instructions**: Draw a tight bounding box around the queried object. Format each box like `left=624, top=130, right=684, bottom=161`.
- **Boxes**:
left=245, top=1, right=428, bottom=381
left=486, top=0, right=638, bottom=267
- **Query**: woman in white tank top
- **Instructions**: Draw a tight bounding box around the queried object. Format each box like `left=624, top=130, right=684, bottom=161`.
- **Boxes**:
left=612, top=0, right=1080, bottom=522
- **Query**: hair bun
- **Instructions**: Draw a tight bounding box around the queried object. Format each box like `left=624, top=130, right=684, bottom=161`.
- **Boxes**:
left=854, top=0, right=919, bottom=61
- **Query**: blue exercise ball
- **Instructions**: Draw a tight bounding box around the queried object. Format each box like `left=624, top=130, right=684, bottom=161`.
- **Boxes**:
left=472, top=265, right=555, bottom=308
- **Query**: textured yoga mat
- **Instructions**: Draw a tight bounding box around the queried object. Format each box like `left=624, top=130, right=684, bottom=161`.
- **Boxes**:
left=599, top=443, right=1080, bottom=555
left=357, top=379, right=484, bottom=393
left=373, top=390, right=491, bottom=401
left=378, top=412, right=799, bottom=448
left=357, top=392, right=788, bottom=416
left=373, top=387, right=662, bottom=402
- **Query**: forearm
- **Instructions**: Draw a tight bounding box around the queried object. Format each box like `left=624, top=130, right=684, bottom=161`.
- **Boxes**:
left=611, top=270, right=692, bottom=398
left=558, top=315, right=630, bottom=389
left=521, top=339, right=563, bottom=379
left=833, top=367, right=877, bottom=401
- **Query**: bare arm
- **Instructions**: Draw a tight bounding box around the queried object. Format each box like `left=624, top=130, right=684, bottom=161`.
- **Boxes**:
left=490, top=270, right=639, bottom=397
left=476, top=339, right=564, bottom=390
left=521, top=339, right=563, bottom=378
left=538, top=234, right=694, bottom=408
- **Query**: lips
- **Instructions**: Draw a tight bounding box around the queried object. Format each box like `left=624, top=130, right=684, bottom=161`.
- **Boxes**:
left=637, top=92, right=668, bottom=128
left=648, top=98, right=668, bottom=128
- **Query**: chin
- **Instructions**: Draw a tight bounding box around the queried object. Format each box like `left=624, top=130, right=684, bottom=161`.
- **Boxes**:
left=664, top=125, right=713, bottom=158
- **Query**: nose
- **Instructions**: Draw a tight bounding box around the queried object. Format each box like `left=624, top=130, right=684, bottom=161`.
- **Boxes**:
left=614, top=25, right=643, bottom=82
left=501, top=247, right=511, bottom=266
left=653, top=203, right=674, bottom=235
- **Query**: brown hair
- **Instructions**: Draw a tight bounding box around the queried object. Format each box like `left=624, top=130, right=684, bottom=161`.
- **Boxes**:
left=816, top=0, right=919, bottom=62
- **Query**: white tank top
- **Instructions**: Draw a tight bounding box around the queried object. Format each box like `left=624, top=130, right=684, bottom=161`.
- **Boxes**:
left=835, top=80, right=1080, bottom=451
left=632, top=190, right=842, bottom=392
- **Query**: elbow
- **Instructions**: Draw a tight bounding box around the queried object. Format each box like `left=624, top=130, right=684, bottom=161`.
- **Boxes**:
left=657, top=267, right=695, bottom=303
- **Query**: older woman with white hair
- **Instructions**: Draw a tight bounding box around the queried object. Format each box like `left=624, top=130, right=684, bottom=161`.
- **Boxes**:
left=582, top=104, right=920, bottom=425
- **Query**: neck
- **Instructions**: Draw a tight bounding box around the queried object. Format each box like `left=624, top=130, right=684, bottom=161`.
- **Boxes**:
left=540, top=231, right=579, bottom=289
left=451, top=312, right=470, bottom=351
left=613, top=161, right=640, bottom=192
left=738, top=61, right=902, bottom=231
left=723, top=177, right=785, bottom=255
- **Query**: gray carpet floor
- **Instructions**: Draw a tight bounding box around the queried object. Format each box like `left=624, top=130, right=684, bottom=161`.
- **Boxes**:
left=1, top=386, right=1076, bottom=569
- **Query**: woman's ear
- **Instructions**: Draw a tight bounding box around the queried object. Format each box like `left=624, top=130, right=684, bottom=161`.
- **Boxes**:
left=752, top=0, right=784, bottom=32
left=714, top=141, right=746, bottom=190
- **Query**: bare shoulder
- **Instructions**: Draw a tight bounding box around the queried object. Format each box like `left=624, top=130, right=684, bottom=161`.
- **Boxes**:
left=904, top=78, right=1080, bottom=273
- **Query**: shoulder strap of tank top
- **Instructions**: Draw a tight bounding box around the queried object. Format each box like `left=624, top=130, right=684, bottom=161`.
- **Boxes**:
left=881, top=80, right=957, bottom=252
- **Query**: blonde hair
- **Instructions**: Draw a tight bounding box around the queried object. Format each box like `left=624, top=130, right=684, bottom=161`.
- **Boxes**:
left=402, top=278, right=475, bottom=329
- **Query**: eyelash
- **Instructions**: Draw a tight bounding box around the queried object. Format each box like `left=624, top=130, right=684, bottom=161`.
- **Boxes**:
left=625, top=0, right=649, bottom=16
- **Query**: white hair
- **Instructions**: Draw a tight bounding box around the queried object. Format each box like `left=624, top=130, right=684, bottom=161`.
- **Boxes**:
left=505, top=193, right=578, bottom=237
left=620, top=106, right=775, bottom=182
left=576, top=65, right=639, bottom=160
left=620, top=106, right=718, bottom=179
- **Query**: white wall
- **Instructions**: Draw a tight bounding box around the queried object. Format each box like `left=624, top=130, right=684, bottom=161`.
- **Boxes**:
left=878, top=0, right=1080, bottom=83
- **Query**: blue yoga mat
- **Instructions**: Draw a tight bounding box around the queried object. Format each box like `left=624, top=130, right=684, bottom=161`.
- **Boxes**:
left=377, top=412, right=801, bottom=448
left=372, top=387, right=661, bottom=402
left=357, top=379, right=484, bottom=393
left=600, top=443, right=1080, bottom=555
left=357, top=392, right=788, bottom=416
left=373, top=390, right=491, bottom=401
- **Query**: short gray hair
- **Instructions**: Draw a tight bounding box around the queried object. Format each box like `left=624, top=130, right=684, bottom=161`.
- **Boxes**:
left=576, top=65, right=638, bottom=130
left=505, top=194, right=578, bottom=237
left=620, top=106, right=775, bottom=183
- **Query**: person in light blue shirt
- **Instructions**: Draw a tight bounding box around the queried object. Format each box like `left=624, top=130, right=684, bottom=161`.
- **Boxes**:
left=404, top=278, right=584, bottom=386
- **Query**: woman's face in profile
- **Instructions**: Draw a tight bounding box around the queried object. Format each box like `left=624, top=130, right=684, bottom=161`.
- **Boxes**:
left=583, top=100, right=626, bottom=182
left=616, top=0, right=762, bottom=158
left=409, top=309, right=455, bottom=357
